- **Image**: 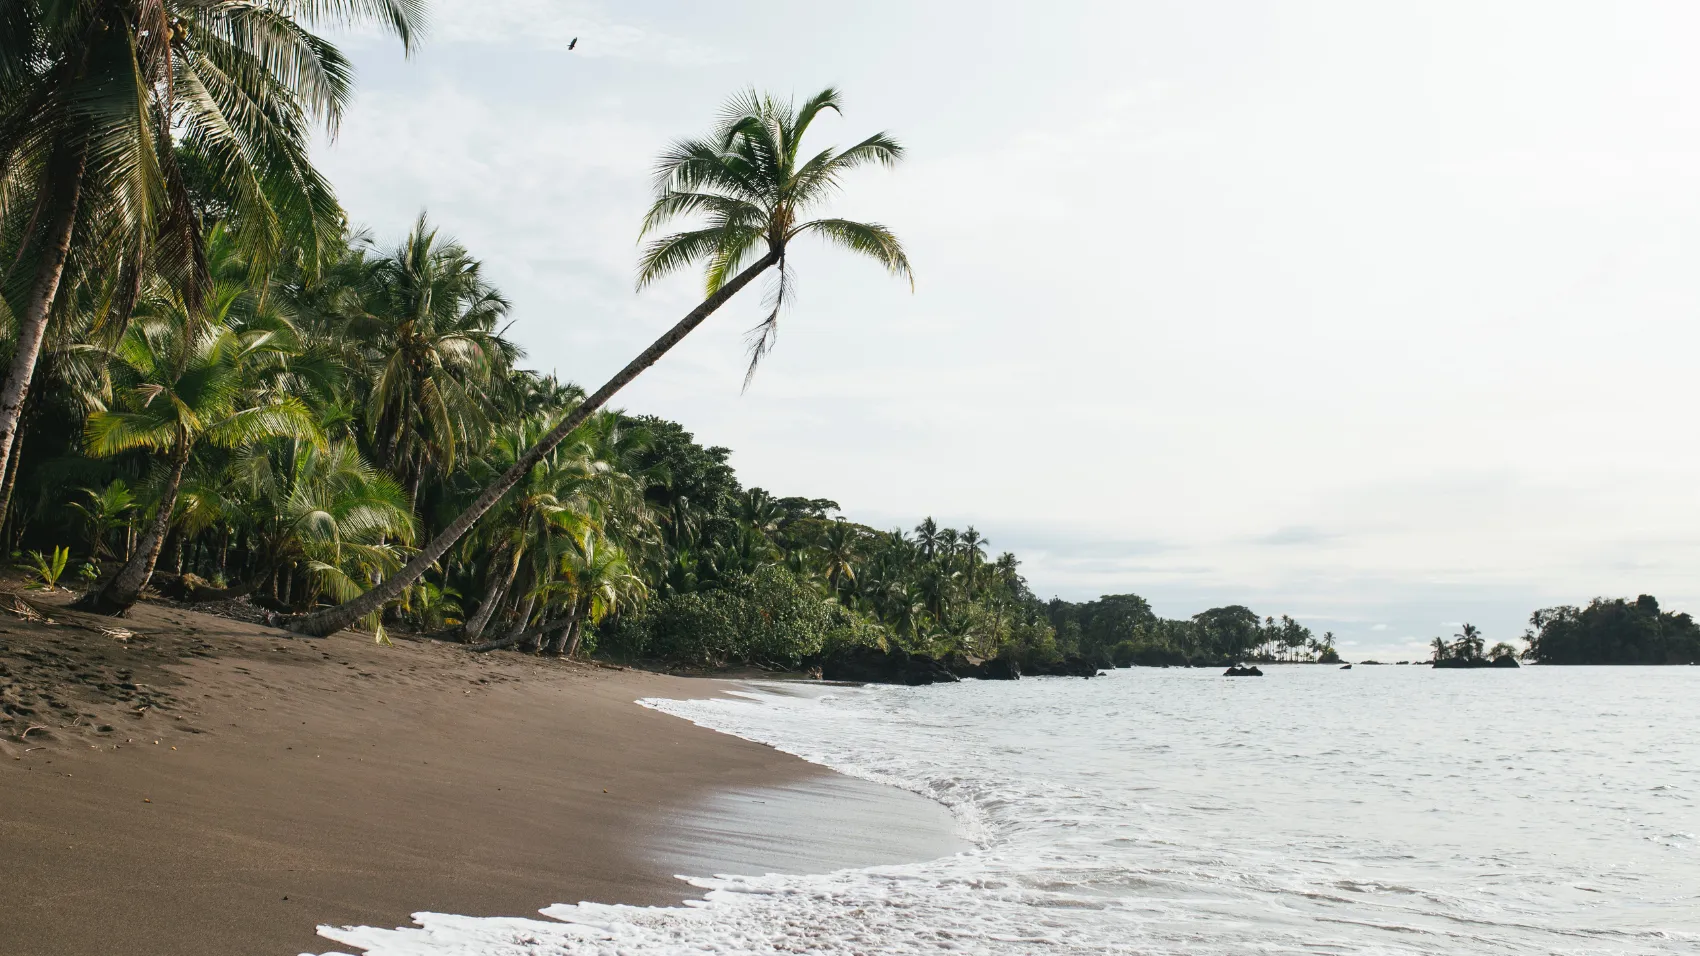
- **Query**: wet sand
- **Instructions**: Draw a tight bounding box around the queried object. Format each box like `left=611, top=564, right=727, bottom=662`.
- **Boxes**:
left=0, top=595, right=963, bottom=956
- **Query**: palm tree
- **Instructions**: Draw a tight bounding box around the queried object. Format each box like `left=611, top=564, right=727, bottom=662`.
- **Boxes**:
left=0, top=1, right=421, bottom=525
left=960, top=526, right=987, bottom=583
left=1454, top=623, right=1484, bottom=660
left=819, top=519, right=859, bottom=594
left=74, top=306, right=319, bottom=613
left=914, top=517, right=941, bottom=561
left=355, top=215, right=517, bottom=494
left=288, top=86, right=911, bottom=636
left=547, top=535, right=646, bottom=658
left=67, top=480, right=135, bottom=561
left=1430, top=636, right=1450, bottom=662
left=179, top=438, right=415, bottom=604
left=456, top=413, right=611, bottom=642
left=938, top=527, right=961, bottom=568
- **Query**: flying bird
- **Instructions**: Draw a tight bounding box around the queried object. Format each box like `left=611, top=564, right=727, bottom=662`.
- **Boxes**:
left=568, top=37, right=578, bottom=50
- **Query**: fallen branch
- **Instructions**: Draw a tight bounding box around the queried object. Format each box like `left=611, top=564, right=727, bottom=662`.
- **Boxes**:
left=4, top=597, right=51, bottom=624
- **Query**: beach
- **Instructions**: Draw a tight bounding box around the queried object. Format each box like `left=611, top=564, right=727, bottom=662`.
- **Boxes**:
left=0, top=596, right=962, bottom=956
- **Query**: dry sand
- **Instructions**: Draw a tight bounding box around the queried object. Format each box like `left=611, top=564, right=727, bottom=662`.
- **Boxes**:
left=0, top=593, right=962, bottom=956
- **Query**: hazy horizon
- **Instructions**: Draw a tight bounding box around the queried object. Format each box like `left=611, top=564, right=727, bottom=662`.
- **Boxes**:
left=315, top=1, right=1700, bottom=659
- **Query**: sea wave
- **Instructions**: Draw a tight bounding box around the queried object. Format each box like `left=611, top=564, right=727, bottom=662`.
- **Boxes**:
left=316, top=669, right=1700, bottom=956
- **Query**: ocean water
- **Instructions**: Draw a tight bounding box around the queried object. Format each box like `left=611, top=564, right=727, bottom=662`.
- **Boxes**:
left=317, top=666, right=1700, bottom=955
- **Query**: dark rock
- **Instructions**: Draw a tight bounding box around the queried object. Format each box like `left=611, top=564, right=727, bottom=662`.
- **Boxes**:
left=1223, top=665, right=1264, bottom=676
left=1026, top=655, right=1099, bottom=678
left=941, top=654, right=1018, bottom=680
left=1490, top=655, right=1521, bottom=668
left=1340, top=664, right=1352, bottom=669
left=1433, top=656, right=1501, bottom=669
left=820, top=645, right=959, bottom=686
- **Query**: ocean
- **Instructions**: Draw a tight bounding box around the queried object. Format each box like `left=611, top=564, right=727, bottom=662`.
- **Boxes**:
left=317, top=666, right=1699, bottom=955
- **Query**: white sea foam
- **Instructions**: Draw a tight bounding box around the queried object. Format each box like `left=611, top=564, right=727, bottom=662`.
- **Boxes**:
left=313, top=668, right=1700, bottom=955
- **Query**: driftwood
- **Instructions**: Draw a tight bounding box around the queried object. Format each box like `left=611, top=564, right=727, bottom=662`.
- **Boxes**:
left=151, top=571, right=269, bottom=603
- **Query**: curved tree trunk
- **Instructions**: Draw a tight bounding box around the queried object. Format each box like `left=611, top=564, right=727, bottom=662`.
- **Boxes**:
left=287, top=251, right=779, bottom=637
left=511, top=594, right=541, bottom=651
left=562, top=600, right=592, bottom=659
left=460, top=541, right=518, bottom=643
left=76, top=436, right=191, bottom=615
left=545, top=600, right=583, bottom=656
left=0, top=413, right=28, bottom=550
left=0, top=145, right=87, bottom=504
left=467, top=609, right=578, bottom=654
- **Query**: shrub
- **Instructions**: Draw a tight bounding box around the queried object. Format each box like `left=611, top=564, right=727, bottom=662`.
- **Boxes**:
left=623, top=566, right=847, bottom=669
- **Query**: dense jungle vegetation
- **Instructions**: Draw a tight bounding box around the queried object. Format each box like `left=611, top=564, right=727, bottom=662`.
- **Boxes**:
left=1521, top=596, right=1700, bottom=665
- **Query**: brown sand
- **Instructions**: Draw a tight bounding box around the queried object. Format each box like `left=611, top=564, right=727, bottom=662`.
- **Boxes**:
left=0, top=594, right=962, bottom=956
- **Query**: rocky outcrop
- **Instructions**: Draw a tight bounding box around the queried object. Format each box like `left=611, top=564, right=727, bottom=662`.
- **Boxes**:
left=1025, top=655, right=1100, bottom=678
left=820, top=645, right=959, bottom=686
left=942, top=654, right=1020, bottom=680
left=1432, top=656, right=1521, bottom=669
left=1223, top=664, right=1264, bottom=676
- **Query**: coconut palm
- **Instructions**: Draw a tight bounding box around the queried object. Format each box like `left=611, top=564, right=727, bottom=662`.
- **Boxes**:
left=913, top=517, right=941, bottom=561
left=0, top=1, right=422, bottom=526
left=67, top=479, right=135, bottom=561
left=288, top=86, right=911, bottom=636
left=1453, top=623, right=1484, bottom=660
left=180, top=438, right=415, bottom=604
left=819, top=519, right=859, bottom=594
left=547, top=535, right=646, bottom=657
left=74, top=303, right=319, bottom=613
left=456, top=409, right=652, bottom=642
left=354, top=215, right=518, bottom=494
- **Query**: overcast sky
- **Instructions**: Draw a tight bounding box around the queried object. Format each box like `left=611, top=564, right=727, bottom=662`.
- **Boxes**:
left=317, top=1, right=1700, bottom=658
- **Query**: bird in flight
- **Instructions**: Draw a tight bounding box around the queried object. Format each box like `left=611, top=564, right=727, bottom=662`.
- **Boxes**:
left=568, top=37, right=578, bottom=50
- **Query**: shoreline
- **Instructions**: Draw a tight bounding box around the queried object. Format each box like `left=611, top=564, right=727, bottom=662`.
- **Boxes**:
left=0, top=597, right=964, bottom=956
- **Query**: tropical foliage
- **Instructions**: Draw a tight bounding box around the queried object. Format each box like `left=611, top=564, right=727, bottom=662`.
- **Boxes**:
left=1523, top=596, right=1700, bottom=665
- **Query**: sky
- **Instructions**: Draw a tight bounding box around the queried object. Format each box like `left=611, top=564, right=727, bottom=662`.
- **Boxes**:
left=314, top=1, right=1700, bottom=659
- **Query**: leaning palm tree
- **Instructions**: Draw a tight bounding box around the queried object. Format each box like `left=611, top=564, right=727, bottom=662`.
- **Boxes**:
left=0, top=1, right=422, bottom=528
left=288, top=86, right=911, bottom=636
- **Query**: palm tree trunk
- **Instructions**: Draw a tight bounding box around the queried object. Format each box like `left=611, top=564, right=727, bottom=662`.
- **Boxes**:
left=77, top=437, right=191, bottom=615
left=546, top=600, right=583, bottom=656
left=287, top=250, right=780, bottom=637
left=468, top=609, right=578, bottom=653
left=500, top=593, right=537, bottom=650
left=563, top=598, right=592, bottom=658
left=0, top=145, right=86, bottom=502
left=0, top=414, right=26, bottom=550
left=461, top=542, right=518, bottom=642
